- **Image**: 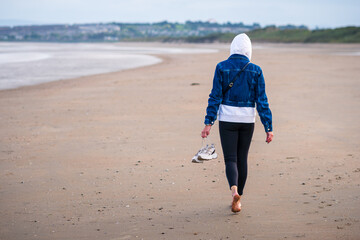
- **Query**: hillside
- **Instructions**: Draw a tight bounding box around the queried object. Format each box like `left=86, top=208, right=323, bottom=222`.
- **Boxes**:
left=1, top=21, right=359, bottom=43
left=128, top=26, right=360, bottom=43
left=247, top=26, right=360, bottom=43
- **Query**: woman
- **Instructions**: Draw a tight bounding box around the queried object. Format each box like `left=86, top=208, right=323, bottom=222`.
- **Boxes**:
left=201, top=33, right=273, bottom=213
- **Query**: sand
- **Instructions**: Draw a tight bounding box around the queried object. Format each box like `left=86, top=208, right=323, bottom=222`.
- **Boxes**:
left=0, top=42, right=359, bottom=240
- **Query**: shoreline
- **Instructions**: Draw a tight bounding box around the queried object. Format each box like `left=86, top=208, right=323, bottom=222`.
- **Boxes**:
left=0, top=42, right=218, bottom=91
left=0, top=54, right=164, bottom=92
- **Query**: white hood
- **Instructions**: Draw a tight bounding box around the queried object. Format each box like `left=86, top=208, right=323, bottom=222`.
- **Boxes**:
left=230, top=33, right=252, bottom=60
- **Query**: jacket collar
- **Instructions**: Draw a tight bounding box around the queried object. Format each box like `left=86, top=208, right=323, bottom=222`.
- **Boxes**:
left=228, top=54, right=250, bottom=61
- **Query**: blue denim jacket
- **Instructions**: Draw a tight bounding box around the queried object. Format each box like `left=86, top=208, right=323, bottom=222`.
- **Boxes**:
left=204, top=54, right=273, bottom=132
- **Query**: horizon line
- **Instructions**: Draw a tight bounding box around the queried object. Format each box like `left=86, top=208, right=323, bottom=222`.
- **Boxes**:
left=1, top=19, right=359, bottom=30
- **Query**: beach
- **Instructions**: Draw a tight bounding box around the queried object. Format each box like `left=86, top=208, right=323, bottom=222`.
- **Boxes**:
left=0, top=42, right=359, bottom=239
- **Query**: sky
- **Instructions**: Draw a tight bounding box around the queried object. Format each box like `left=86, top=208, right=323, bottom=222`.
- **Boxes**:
left=0, top=0, right=359, bottom=29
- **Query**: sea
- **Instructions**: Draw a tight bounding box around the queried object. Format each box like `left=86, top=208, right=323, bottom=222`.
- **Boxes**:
left=0, top=42, right=217, bottom=90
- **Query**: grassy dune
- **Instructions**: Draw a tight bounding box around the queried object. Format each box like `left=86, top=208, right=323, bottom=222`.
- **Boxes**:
left=248, top=26, right=360, bottom=43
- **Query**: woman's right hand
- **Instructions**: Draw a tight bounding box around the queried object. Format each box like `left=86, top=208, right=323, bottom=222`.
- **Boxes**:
left=266, top=131, right=274, bottom=143
left=201, top=125, right=212, bottom=138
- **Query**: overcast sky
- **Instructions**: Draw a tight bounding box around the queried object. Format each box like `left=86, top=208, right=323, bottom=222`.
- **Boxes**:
left=0, top=0, right=359, bottom=28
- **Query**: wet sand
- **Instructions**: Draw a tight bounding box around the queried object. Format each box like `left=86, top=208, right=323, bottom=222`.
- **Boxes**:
left=0, top=43, right=359, bottom=239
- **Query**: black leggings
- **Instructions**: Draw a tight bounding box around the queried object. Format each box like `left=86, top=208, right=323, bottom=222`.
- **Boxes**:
left=219, top=121, right=254, bottom=195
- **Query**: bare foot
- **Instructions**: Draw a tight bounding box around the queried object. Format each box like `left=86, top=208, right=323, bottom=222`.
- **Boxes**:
left=231, top=194, right=241, bottom=213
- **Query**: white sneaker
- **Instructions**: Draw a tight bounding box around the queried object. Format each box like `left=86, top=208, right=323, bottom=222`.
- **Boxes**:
left=191, top=145, right=208, bottom=163
left=198, top=144, right=218, bottom=160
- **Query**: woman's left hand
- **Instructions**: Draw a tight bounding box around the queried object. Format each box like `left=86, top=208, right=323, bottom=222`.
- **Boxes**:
left=266, top=131, right=274, bottom=143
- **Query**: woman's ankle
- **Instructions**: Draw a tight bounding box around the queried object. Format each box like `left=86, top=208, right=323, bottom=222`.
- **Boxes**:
left=230, top=185, right=238, bottom=197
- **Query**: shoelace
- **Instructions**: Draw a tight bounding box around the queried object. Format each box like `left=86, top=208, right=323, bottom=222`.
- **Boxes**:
left=204, top=144, right=215, bottom=155
left=196, top=139, right=216, bottom=156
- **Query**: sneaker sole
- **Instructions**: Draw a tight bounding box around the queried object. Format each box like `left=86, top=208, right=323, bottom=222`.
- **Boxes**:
left=192, top=157, right=203, bottom=163
left=198, top=152, right=218, bottom=160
